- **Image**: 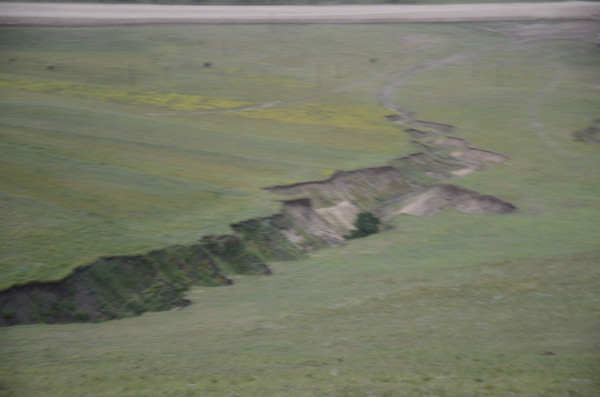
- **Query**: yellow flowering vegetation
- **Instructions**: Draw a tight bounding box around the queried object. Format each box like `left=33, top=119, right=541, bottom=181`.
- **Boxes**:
left=227, top=73, right=314, bottom=89
left=240, top=103, right=395, bottom=132
left=0, top=74, right=251, bottom=111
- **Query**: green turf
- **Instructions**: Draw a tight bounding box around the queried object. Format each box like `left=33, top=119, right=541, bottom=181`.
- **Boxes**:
left=1, top=21, right=600, bottom=396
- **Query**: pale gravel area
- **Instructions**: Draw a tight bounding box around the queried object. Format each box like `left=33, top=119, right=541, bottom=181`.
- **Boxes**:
left=0, top=1, right=599, bottom=26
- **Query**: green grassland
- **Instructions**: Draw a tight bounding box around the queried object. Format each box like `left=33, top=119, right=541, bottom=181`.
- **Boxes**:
left=0, top=23, right=507, bottom=288
left=1, top=21, right=600, bottom=396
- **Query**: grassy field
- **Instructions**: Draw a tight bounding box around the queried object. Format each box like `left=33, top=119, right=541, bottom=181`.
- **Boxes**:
left=1, top=21, right=600, bottom=396
left=0, top=23, right=509, bottom=288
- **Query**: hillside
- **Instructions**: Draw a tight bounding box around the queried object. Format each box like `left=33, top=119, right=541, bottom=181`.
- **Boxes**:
left=1, top=9, right=599, bottom=396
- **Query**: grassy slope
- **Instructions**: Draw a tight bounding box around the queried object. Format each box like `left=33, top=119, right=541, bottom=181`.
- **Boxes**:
left=1, top=22, right=599, bottom=396
left=0, top=24, right=428, bottom=288
left=0, top=23, right=510, bottom=288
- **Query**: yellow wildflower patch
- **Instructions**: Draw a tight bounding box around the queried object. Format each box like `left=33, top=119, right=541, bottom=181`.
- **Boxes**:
left=0, top=75, right=251, bottom=111
left=240, top=103, right=394, bottom=132
left=228, top=73, right=314, bottom=89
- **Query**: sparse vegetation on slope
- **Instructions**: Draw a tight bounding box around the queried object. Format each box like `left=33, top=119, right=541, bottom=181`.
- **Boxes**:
left=0, top=238, right=262, bottom=326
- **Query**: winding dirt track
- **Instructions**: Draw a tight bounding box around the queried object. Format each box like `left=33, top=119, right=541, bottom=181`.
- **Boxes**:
left=1, top=1, right=599, bottom=26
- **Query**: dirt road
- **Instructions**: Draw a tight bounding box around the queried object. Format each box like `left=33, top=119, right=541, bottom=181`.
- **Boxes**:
left=1, top=2, right=599, bottom=26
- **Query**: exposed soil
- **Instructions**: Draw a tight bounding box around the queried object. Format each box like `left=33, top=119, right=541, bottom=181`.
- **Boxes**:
left=263, top=108, right=516, bottom=242
left=264, top=166, right=418, bottom=209
left=450, top=148, right=509, bottom=164
left=451, top=166, right=482, bottom=177
left=398, top=184, right=516, bottom=216
left=316, top=201, right=361, bottom=233
left=388, top=152, right=463, bottom=181
left=434, top=137, right=469, bottom=150
left=280, top=198, right=347, bottom=248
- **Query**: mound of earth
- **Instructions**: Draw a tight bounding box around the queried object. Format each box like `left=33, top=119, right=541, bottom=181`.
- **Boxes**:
left=398, top=184, right=517, bottom=216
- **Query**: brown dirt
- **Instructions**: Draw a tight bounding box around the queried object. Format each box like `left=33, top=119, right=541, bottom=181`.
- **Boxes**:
left=433, top=137, right=469, bottom=150
left=398, top=184, right=517, bottom=216
left=451, top=166, right=482, bottom=177
left=388, top=152, right=463, bottom=181
left=281, top=198, right=347, bottom=247
left=451, top=148, right=509, bottom=164
left=265, top=136, right=515, bottom=242
left=316, top=201, right=361, bottom=233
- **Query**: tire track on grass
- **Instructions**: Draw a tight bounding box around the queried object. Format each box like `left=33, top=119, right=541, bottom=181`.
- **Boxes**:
left=146, top=50, right=483, bottom=118
left=526, top=65, right=571, bottom=156
left=377, top=51, right=481, bottom=122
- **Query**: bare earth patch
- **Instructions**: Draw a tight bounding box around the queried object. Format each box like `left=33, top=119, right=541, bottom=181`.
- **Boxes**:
left=451, top=148, right=509, bottom=164
left=398, top=184, right=516, bottom=216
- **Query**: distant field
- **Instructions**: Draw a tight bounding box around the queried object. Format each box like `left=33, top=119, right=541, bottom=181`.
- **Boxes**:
left=1, top=19, right=600, bottom=396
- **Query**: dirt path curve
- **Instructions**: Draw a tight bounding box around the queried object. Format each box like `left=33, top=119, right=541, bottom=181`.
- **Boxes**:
left=377, top=50, right=480, bottom=118
left=1, top=2, right=599, bottom=26
left=376, top=29, right=536, bottom=122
